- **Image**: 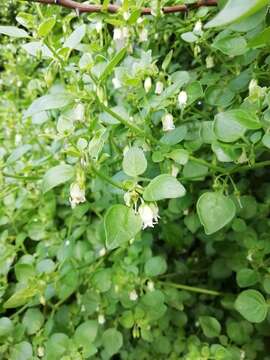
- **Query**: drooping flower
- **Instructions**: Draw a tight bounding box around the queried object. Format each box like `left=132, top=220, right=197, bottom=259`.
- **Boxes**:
left=123, top=11, right=130, bottom=21
left=73, top=103, right=85, bottom=122
left=69, top=182, right=86, bottom=209
left=248, top=79, right=266, bottom=101
left=95, top=21, right=102, bottom=33
left=171, top=164, right=179, bottom=177
left=98, top=247, right=106, bottom=257
left=139, top=28, right=148, bottom=42
left=178, top=90, right=188, bottom=108
left=162, top=113, right=175, bottom=132
left=206, top=55, right=214, bottom=69
left=155, top=81, right=164, bottom=95
left=98, top=314, right=106, bottom=324
left=112, top=77, right=121, bottom=89
left=144, top=77, right=152, bottom=93
left=138, top=203, right=159, bottom=229
left=129, top=290, right=138, bottom=301
left=193, top=20, right=203, bottom=36
left=147, top=280, right=155, bottom=292
left=113, top=28, right=123, bottom=41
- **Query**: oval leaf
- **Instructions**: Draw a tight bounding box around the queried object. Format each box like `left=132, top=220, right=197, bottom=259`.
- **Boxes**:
left=235, top=290, right=268, bottom=323
left=122, top=147, right=147, bottom=177
left=105, top=205, right=142, bottom=250
left=143, top=174, right=186, bottom=201
left=42, top=164, right=74, bottom=193
left=205, top=0, right=268, bottom=28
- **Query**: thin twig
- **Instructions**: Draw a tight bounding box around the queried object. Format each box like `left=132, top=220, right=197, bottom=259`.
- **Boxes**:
left=30, top=0, right=217, bottom=15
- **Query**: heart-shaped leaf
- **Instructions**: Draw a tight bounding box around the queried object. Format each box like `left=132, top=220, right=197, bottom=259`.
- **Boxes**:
left=143, top=174, right=186, bottom=201
left=197, top=192, right=236, bottom=235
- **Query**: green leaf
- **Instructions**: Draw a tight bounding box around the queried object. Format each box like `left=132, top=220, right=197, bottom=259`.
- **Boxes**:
left=235, top=290, right=268, bottom=323
left=0, top=25, right=29, bottom=38
left=197, top=192, right=236, bottom=235
left=143, top=174, right=186, bottom=201
left=105, top=205, right=142, bottom=250
left=236, top=268, right=258, bottom=288
left=249, top=26, right=270, bottom=48
left=145, top=256, right=167, bottom=277
left=212, top=34, right=247, bottom=57
left=214, top=111, right=246, bottom=143
left=122, top=146, right=147, bottom=177
left=4, top=286, right=38, bottom=309
left=102, top=328, right=123, bottom=356
left=22, top=308, right=44, bottom=335
left=167, top=149, right=189, bottom=165
left=42, top=164, right=75, bottom=193
left=262, top=133, right=270, bottom=148
left=205, top=0, right=269, bottom=28
left=6, top=144, right=32, bottom=164
left=63, top=25, right=86, bottom=49
left=24, top=93, right=71, bottom=118
left=0, top=317, right=13, bottom=337
left=199, top=316, right=221, bottom=338
left=38, top=18, right=56, bottom=37
left=160, top=126, right=187, bottom=145
left=10, top=341, right=32, bottom=360
left=74, top=321, right=98, bottom=356
left=99, top=47, right=126, bottom=82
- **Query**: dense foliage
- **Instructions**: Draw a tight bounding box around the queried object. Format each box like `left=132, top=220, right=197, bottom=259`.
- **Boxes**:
left=1, top=0, right=270, bottom=359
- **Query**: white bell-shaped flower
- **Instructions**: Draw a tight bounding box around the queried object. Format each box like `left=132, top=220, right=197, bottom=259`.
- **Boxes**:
left=139, top=203, right=159, bottom=229
left=129, top=290, right=138, bottom=301
left=193, top=20, right=203, bottom=36
left=155, top=81, right=164, bottom=95
left=206, top=55, right=214, bottom=69
left=113, top=28, right=123, bottom=41
left=144, top=77, right=152, bottom=93
left=139, top=28, right=148, bottom=42
left=162, top=113, right=175, bottom=132
left=112, top=77, right=121, bottom=89
left=178, top=90, right=188, bottom=108
left=98, top=314, right=106, bottom=324
left=69, top=182, right=86, bottom=209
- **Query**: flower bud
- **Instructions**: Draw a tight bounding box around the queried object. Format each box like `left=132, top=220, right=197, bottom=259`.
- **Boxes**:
left=144, top=77, right=152, bottom=93
left=193, top=20, right=203, bottom=36
left=73, top=103, right=85, bottom=122
left=178, top=90, right=188, bottom=108
left=95, top=21, right=102, bottom=33
left=147, top=281, right=155, bottom=292
left=98, top=247, right=106, bottom=257
left=129, top=290, right=138, bottom=301
left=155, top=81, right=164, bottom=95
left=113, top=28, right=123, bottom=41
left=206, top=55, right=214, bottom=69
left=162, top=113, right=175, bottom=132
left=98, top=314, right=106, bottom=324
left=123, top=11, right=130, bottom=21
left=112, top=77, right=121, bottom=89
left=139, top=29, right=148, bottom=42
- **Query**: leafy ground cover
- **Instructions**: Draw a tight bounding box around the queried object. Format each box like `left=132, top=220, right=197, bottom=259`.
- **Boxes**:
left=1, top=0, right=270, bottom=359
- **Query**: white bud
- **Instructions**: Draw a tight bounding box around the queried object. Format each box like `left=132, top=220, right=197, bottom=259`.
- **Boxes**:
left=69, top=182, right=86, bottom=209
left=155, top=81, right=163, bottom=95
left=139, top=28, right=148, bottom=42
left=137, top=17, right=143, bottom=24
left=113, top=28, right=123, bottom=40
left=73, top=103, right=85, bottom=122
left=122, top=27, right=129, bottom=38
left=112, top=77, right=121, bottom=89
left=147, top=281, right=155, bottom=292
left=144, top=77, right=152, bottom=93
left=129, top=290, right=138, bottom=301
left=98, top=247, right=106, bottom=257
left=124, top=192, right=132, bottom=207
left=178, top=90, right=188, bottom=108
left=193, top=20, right=203, bottom=36
left=139, top=203, right=159, bottom=229
left=248, top=79, right=266, bottom=100
left=98, top=314, right=106, bottom=324
left=95, top=21, right=102, bottom=33
left=171, top=164, right=179, bottom=177
left=37, top=346, right=45, bottom=358
left=194, top=45, right=201, bottom=56
left=162, top=113, right=175, bottom=132
left=123, top=11, right=130, bottom=21
left=206, top=55, right=214, bottom=69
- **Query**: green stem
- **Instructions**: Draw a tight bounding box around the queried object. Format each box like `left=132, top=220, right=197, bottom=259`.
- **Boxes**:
left=189, top=155, right=225, bottom=173
left=229, top=160, right=270, bottom=175
left=91, top=164, right=125, bottom=190
left=3, top=173, right=41, bottom=181
left=159, top=281, right=222, bottom=296
left=99, top=102, right=157, bottom=143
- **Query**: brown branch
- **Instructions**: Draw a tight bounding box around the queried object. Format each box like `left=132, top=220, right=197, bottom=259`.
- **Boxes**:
left=32, top=0, right=217, bottom=15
